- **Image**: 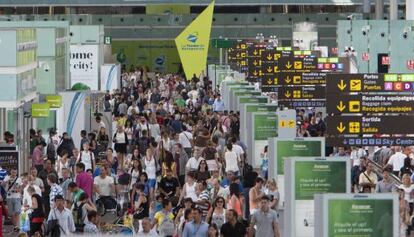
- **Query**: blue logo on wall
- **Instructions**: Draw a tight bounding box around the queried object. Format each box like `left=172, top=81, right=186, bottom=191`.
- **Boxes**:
left=155, top=55, right=165, bottom=66
left=187, top=32, right=198, bottom=43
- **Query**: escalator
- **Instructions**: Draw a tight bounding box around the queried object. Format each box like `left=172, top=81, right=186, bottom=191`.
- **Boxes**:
left=366, top=158, right=402, bottom=185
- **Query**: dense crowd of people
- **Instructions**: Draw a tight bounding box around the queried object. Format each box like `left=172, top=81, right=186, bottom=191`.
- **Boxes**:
left=3, top=67, right=414, bottom=237
left=0, top=68, right=281, bottom=237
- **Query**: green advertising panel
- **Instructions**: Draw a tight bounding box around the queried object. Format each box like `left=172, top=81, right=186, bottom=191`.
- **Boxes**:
left=277, top=140, right=322, bottom=175
left=112, top=40, right=219, bottom=73
left=32, top=103, right=50, bottom=118
left=295, top=161, right=347, bottom=200
left=254, top=114, right=278, bottom=140
left=239, top=97, right=268, bottom=104
left=328, top=199, right=393, bottom=237
left=46, top=95, right=62, bottom=108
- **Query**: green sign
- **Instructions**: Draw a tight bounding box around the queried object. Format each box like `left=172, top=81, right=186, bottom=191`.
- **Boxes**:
left=254, top=114, right=278, bottom=140
left=277, top=140, right=322, bottom=175
left=211, top=39, right=236, bottom=48
left=234, top=90, right=261, bottom=97
left=104, top=36, right=112, bottom=45
left=295, top=161, right=347, bottom=200
left=32, top=103, right=50, bottom=118
left=246, top=104, right=278, bottom=113
left=328, top=199, right=393, bottom=237
left=239, top=97, right=268, bottom=104
left=46, top=95, right=62, bottom=108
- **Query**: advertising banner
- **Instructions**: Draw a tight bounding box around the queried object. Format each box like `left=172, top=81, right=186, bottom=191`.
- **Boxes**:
left=70, top=44, right=99, bottom=90
left=100, top=64, right=121, bottom=91
left=45, top=95, right=62, bottom=108
left=249, top=112, right=277, bottom=168
left=268, top=137, right=325, bottom=205
left=175, top=1, right=215, bottom=80
left=285, top=158, right=350, bottom=237
left=240, top=103, right=278, bottom=145
left=315, top=194, right=399, bottom=237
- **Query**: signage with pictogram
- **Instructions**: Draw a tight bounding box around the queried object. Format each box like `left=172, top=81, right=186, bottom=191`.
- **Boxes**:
left=327, top=116, right=414, bottom=135
left=277, top=86, right=326, bottom=100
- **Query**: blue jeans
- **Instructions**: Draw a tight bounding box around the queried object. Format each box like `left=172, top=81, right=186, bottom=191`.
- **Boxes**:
left=243, top=187, right=250, bottom=220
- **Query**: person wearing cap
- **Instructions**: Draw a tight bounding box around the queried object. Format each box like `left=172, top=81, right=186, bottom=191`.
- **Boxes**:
left=47, top=194, right=75, bottom=235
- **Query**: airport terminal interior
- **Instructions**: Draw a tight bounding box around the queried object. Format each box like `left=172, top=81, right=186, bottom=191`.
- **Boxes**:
left=0, top=0, right=412, bottom=236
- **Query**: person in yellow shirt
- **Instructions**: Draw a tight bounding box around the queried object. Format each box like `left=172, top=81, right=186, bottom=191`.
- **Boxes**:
left=153, top=199, right=175, bottom=237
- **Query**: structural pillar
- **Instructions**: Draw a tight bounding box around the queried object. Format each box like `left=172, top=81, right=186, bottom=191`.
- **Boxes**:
left=390, top=0, right=398, bottom=20
left=375, top=0, right=384, bottom=19
left=407, top=0, right=414, bottom=20
left=363, top=0, right=370, bottom=14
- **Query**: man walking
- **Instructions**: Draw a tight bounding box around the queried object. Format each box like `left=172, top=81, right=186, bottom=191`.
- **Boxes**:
left=249, top=196, right=280, bottom=237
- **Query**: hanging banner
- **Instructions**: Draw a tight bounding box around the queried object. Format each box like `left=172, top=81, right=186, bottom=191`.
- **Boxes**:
left=46, top=95, right=62, bottom=108
left=175, top=1, right=215, bottom=80
left=70, top=44, right=99, bottom=90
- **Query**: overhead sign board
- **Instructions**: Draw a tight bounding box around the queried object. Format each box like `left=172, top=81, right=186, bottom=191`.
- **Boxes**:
left=327, top=94, right=414, bottom=114
left=278, top=100, right=326, bottom=108
left=327, top=137, right=414, bottom=147
left=278, top=86, right=325, bottom=100
left=327, top=115, right=414, bottom=135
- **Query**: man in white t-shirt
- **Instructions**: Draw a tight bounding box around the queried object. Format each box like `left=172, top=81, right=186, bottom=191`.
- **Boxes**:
left=94, top=166, right=115, bottom=198
left=386, top=146, right=408, bottom=176
left=3, top=168, right=22, bottom=230
left=186, top=151, right=205, bottom=173
left=231, top=137, right=245, bottom=162
left=22, top=175, right=42, bottom=207
left=350, top=146, right=366, bottom=167
left=179, top=127, right=193, bottom=157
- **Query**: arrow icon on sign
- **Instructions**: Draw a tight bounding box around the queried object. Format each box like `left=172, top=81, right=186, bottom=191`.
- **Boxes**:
left=267, top=54, right=272, bottom=60
left=267, top=66, right=273, bottom=73
left=286, top=61, right=292, bottom=69
left=253, top=60, right=258, bottom=66
left=285, top=76, right=291, bottom=83
left=336, top=101, right=346, bottom=112
left=253, top=70, right=258, bottom=76
left=284, top=91, right=291, bottom=98
left=259, top=70, right=264, bottom=76
left=267, top=79, right=273, bottom=85
left=337, top=122, right=346, bottom=133
left=337, top=80, right=347, bottom=91
left=253, top=50, right=258, bottom=55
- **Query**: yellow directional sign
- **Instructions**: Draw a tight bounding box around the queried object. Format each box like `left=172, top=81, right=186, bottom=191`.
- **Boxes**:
left=241, top=52, right=246, bottom=58
left=273, top=78, right=278, bottom=84
left=259, top=70, right=264, bottom=76
left=337, top=122, right=346, bottom=133
left=241, top=44, right=246, bottom=49
left=336, top=101, right=346, bottom=112
left=286, top=61, right=292, bottom=69
left=267, top=79, right=272, bottom=85
left=294, top=61, right=303, bottom=69
left=253, top=60, right=258, bottom=66
left=293, top=76, right=301, bottom=84
left=253, top=70, right=258, bottom=76
left=267, top=66, right=273, bottom=73
left=349, top=122, right=360, bottom=133
left=253, top=50, right=258, bottom=55
left=349, top=101, right=360, bottom=112
left=337, top=80, right=347, bottom=91
left=288, top=120, right=295, bottom=128
left=266, top=54, right=272, bottom=60
left=279, top=120, right=287, bottom=128
left=293, top=90, right=301, bottom=98
left=350, top=79, right=361, bottom=91
left=285, top=76, right=291, bottom=84
left=285, top=91, right=291, bottom=98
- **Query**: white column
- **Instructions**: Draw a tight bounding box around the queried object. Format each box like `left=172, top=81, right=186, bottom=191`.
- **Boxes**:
left=375, top=0, right=384, bottom=19
left=390, top=0, right=398, bottom=20
left=407, top=0, right=414, bottom=20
